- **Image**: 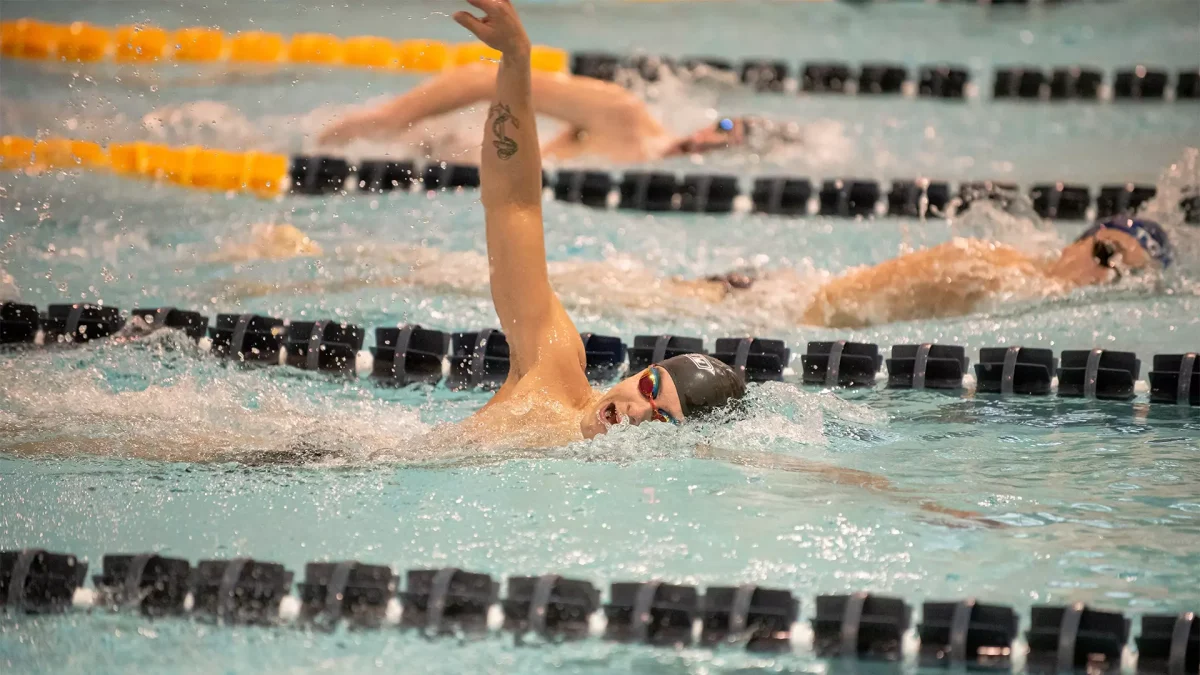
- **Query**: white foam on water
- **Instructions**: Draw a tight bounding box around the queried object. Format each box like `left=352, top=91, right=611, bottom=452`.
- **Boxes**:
left=0, top=339, right=433, bottom=465
left=628, top=65, right=854, bottom=171
left=207, top=223, right=325, bottom=264
left=947, top=195, right=1064, bottom=258
left=1142, top=147, right=1200, bottom=285
left=141, top=101, right=272, bottom=151
left=553, top=380, right=884, bottom=468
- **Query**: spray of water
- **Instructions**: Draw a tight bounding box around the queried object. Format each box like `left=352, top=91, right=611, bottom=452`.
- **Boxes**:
left=0, top=266, right=18, bottom=302
left=1142, top=148, right=1200, bottom=284
left=0, top=336, right=435, bottom=465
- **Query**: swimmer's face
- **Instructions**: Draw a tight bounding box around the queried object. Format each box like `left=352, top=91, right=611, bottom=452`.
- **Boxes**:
left=1053, top=229, right=1153, bottom=285
left=580, top=366, right=685, bottom=439
left=669, top=118, right=747, bottom=156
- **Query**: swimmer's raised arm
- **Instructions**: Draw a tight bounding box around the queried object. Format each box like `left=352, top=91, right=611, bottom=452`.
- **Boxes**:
left=457, top=0, right=542, bottom=209
left=455, top=0, right=583, bottom=370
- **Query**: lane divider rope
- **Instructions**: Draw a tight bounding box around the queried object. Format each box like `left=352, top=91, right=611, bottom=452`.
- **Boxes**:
left=0, top=18, right=568, bottom=73
left=0, top=547, right=1192, bottom=671
left=3, top=136, right=1198, bottom=223
left=573, top=52, right=1199, bottom=103
left=3, top=19, right=1196, bottom=104
left=1, top=301, right=1196, bottom=406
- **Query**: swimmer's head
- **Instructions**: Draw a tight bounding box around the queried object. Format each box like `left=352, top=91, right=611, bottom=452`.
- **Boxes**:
left=1049, top=217, right=1172, bottom=285
left=1076, top=217, right=1172, bottom=269
left=667, top=116, right=802, bottom=156
left=581, top=353, right=747, bottom=439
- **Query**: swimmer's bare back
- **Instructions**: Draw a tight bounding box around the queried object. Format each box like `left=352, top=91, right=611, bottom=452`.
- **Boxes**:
left=800, top=238, right=1058, bottom=328
left=208, top=233, right=1060, bottom=330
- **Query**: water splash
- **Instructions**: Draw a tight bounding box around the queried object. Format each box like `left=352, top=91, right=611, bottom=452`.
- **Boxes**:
left=141, top=101, right=273, bottom=150
left=208, top=223, right=324, bottom=263
left=947, top=194, right=1063, bottom=257
left=0, top=266, right=18, bottom=302
left=1141, top=147, right=1200, bottom=283
left=0, top=338, right=432, bottom=465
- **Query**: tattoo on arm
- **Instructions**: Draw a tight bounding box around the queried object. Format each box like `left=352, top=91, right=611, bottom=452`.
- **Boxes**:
left=488, top=103, right=519, bottom=160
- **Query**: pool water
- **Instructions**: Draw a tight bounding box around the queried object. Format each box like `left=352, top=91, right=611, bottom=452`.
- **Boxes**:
left=2, top=0, right=1199, bottom=673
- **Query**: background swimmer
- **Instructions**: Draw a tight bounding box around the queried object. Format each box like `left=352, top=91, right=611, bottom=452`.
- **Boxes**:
left=316, top=62, right=803, bottom=163
left=211, top=217, right=1174, bottom=330
left=734, top=216, right=1173, bottom=328
left=800, top=216, right=1172, bottom=327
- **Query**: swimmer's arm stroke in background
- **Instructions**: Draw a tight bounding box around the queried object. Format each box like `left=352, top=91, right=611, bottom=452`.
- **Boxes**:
left=454, top=0, right=588, bottom=400
left=318, top=45, right=654, bottom=148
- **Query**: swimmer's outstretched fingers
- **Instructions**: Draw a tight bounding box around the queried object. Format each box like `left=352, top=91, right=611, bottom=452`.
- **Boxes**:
left=453, top=0, right=528, bottom=55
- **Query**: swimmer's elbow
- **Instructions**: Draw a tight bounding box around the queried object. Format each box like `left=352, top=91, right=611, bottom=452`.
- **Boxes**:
left=573, top=88, right=652, bottom=135
left=609, top=97, right=654, bottom=132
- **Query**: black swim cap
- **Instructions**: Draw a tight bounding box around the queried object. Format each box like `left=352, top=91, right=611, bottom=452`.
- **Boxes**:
left=658, top=354, right=747, bottom=419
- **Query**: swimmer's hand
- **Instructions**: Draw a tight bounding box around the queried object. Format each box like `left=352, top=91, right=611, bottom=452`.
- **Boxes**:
left=453, top=0, right=531, bottom=57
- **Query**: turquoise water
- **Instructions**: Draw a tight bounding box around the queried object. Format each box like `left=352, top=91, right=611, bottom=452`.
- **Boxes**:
left=2, top=1, right=1200, bottom=673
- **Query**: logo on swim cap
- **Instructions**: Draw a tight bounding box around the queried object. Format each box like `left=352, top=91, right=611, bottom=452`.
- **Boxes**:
left=658, top=353, right=746, bottom=420
left=685, top=353, right=716, bottom=374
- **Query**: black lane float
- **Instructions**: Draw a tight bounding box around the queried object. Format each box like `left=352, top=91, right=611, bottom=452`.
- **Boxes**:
left=2, top=547, right=1196, bottom=672
left=2, top=301, right=1197, bottom=407
left=281, top=155, right=1200, bottom=225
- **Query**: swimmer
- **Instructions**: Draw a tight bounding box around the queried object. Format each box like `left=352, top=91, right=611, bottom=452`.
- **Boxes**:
left=213, top=216, right=1173, bottom=330
left=427, top=2, right=994, bottom=531
left=662, top=215, right=1174, bottom=328
left=795, top=216, right=1173, bottom=327
left=437, top=0, right=746, bottom=448
left=316, top=52, right=798, bottom=163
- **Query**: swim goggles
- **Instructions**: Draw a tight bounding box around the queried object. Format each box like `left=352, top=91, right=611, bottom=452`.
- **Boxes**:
left=1091, top=239, right=1125, bottom=280
left=1077, top=217, right=1172, bottom=268
left=638, top=366, right=679, bottom=425
left=715, top=116, right=803, bottom=152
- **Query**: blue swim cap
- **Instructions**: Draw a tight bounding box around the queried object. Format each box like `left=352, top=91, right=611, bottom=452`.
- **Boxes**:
left=1076, top=217, right=1173, bottom=268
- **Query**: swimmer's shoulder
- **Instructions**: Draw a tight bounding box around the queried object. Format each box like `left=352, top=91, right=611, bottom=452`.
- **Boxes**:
left=930, top=238, right=1033, bottom=264
left=529, top=351, right=593, bottom=407
left=481, top=346, right=589, bottom=412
